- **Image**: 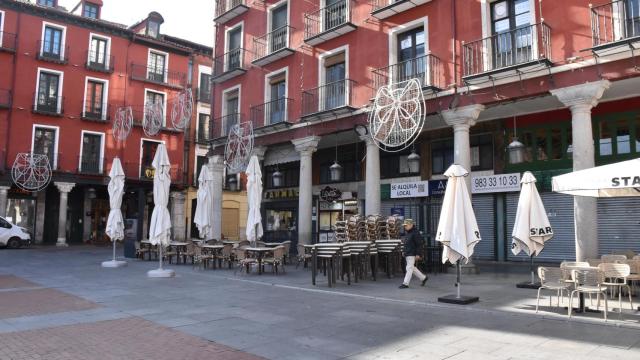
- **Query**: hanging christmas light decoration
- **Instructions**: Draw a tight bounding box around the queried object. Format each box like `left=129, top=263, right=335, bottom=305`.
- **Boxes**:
left=143, top=101, right=163, bottom=137
left=11, top=153, right=52, bottom=192
left=224, top=121, right=254, bottom=174
left=112, top=106, right=133, bottom=141
left=171, top=88, right=193, bottom=130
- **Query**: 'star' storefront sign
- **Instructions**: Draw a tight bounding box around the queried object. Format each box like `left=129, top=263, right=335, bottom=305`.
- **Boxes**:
left=390, top=181, right=429, bottom=199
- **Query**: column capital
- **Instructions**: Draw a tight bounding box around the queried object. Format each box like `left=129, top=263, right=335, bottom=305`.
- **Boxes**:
left=550, top=80, right=611, bottom=110
left=54, top=182, right=75, bottom=194
left=208, top=154, right=225, bottom=173
left=441, top=104, right=485, bottom=129
left=0, top=186, right=10, bottom=192
left=251, top=146, right=268, bottom=161
left=359, top=134, right=377, bottom=146
left=292, top=136, right=321, bottom=156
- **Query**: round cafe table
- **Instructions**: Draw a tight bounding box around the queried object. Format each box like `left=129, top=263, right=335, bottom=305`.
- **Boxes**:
left=244, top=247, right=275, bottom=275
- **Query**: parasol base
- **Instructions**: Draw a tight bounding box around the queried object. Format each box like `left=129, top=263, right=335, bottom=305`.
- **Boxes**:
left=101, top=260, right=127, bottom=268
left=516, top=281, right=541, bottom=289
left=147, top=269, right=175, bottom=278
left=438, top=295, right=479, bottom=305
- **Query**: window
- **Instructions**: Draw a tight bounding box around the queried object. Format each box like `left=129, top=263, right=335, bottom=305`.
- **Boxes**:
left=88, top=36, right=108, bottom=69
left=84, top=80, right=105, bottom=120
left=36, top=71, right=60, bottom=113
left=264, top=163, right=299, bottom=189
left=595, top=115, right=639, bottom=159
left=396, top=27, right=426, bottom=83
left=223, top=89, right=239, bottom=135
left=80, top=132, right=103, bottom=173
left=147, top=21, right=160, bottom=38
left=431, top=139, right=453, bottom=175
left=141, top=140, right=161, bottom=179
left=626, top=0, right=640, bottom=38
left=490, top=0, right=532, bottom=68
left=148, top=51, right=167, bottom=83
left=382, top=148, right=419, bottom=179
left=83, top=3, right=99, bottom=19
left=42, top=25, right=63, bottom=59
left=199, top=73, right=211, bottom=100
left=37, top=0, right=55, bottom=7
left=324, top=0, right=347, bottom=31
left=270, top=3, right=288, bottom=53
left=33, top=126, right=57, bottom=168
left=198, top=113, right=210, bottom=142
left=323, top=52, right=346, bottom=110
left=195, top=155, right=207, bottom=184
left=145, top=90, right=165, bottom=126
left=505, top=123, right=572, bottom=169
left=432, top=134, right=494, bottom=174
left=268, top=73, right=286, bottom=124
left=226, top=26, right=242, bottom=70
left=0, top=217, right=10, bottom=229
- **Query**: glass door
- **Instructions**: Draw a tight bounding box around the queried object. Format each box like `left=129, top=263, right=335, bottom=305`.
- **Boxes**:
left=324, top=61, right=345, bottom=110
left=269, top=80, right=286, bottom=124
left=396, top=27, right=425, bottom=84
left=89, top=37, right=107, bottom=68
left=491, top=0, right=532, bottom=69
left=85, top=81, right=104, bottom=119
left=270, top=4, right=288, bottom=53
left=81, top=133, right=102, bottom=173
left=324, top=0, right=346, bottom=32
left=33, top=127, right=56, bottom=168
left=42, top=26, right=62, bottom=58
left=37, top=72, right=59, bottom=112
left=227, top=28, right=242, bottom=70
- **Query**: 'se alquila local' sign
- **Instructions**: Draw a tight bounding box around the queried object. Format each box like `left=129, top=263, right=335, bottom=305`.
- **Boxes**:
left=390, top=181, right=429, bottom=199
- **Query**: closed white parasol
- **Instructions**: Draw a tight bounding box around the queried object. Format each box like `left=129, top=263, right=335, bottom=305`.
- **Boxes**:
left=193, top=163, right=213, bottom=240
left=102, top=157, right=127, bottom=268
left=147, top=143, right=174, bottom=278
left=245, top=155, right=263, bottom=246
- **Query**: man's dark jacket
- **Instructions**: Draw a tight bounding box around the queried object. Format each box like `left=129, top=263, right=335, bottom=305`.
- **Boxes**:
left=403, top=227, right=424, bottom=256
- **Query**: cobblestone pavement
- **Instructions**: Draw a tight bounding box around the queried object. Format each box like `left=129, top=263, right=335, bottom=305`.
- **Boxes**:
left=0, top=246, right=639, bottom=360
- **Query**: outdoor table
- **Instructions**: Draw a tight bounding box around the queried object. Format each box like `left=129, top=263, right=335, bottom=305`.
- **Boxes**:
left=344, top=241, right=377, bottom=282
left=374, top=240, right=403, bottom=278
left=202, top=244, right=224, bottom=268
left=563, top=265, right=601, bottom=314
left=169, top=242, right=188, bottom=264
left=263, top=242, right=283, bottom=248
left=310, top=243, right=347, bottom=287
left=245, top=247, right=275, bottom=275
left=140, top=240, right=155, bottom=261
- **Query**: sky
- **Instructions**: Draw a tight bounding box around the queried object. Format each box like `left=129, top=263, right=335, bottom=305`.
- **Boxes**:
left=58, top=0, right=214, bottom=47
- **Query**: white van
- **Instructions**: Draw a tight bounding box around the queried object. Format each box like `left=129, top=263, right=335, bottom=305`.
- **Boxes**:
left=0, top=216, right=31, bottom=248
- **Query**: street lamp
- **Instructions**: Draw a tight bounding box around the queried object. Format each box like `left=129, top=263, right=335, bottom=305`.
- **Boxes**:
left=227, top=176, right=238, bottom=191
left=407, top=149, right=420, bottom=173
left=272, top=168, right=283, bottom=187
left=508, top=116, right=525, bottom=164
left=330, top=133, right=343, bottom=182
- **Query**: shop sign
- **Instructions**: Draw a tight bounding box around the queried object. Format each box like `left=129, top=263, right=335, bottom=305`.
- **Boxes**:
left=319, top=186, right=342, bottom=202
left=471, top=173, right=521, bottom=194
left=264, top=188, right=299, bottom=200
left=319, top=201, right=342, bottom=210
left=428, top=180, right=447, bottom=197
left=390, top=181, right=429, bottom=199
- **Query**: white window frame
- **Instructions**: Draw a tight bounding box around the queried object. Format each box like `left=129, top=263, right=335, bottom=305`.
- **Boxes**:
left=40, top=21, right=67, bottom=60
left=388, top=17, right=429, bottom=85
left=196, top=112, right=211, bottom=140
left=0, top=10, right=5, bottom=48
left=147, top=49, right=169, bottom=83
left=266, top=0, right=290, bottom=51
left=318, top=45, right=349, bottom=111
left=197, top=64, right=212, bottom=105
left=31, top=124, right=60, bottom=170
left=263, top=66, right=288, bottom=126
left=144, top=88, right=168, bottom=127
left=224, top=21, right=244, bottom=71
left=82, top=76, right=109, bottom=120
left=78, top=130, right=105, bottom=173
left=221, top=84, right=241, bottom=136
left=87, top=33, right=112, bottom=68
left=34, top=67, right=64, bottom=114
left=139, top=138, right=165, bottom=179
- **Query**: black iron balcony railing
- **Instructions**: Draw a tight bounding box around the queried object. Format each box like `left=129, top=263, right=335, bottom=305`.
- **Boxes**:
left=196, top=87, right=212, bottom=103
left=370, top=0, right=431, bottom=19
left=372, top=53, right=444, bottom=92
left=82, top=102, right=110, bottom=122
left=302, top=79, right=355, bottom=117
left=85, top=50, right=115, bottom=73
left=591, top=1, right=640, bottom=47
left=0, top=89, right=11, bottom=108
left=304, top=0, right=354, bottom=43
left=212, top=48, right=248, bottom=81
left=195, top=129, right=211, bottom=144
left=36, top=40, right=69, bottom=64
left=214, top=113, right=242, bottom=136
left=462, top=22, right=551, bottom=78
left=214, top=0, right=248, bottom=23
left=250, top=98, right=292, bottom=127
left=78, top=156, right=104, bottom=175
left=0, top=32, right=17, bottom=52
left=130, top=63, right=186, bottom=88
left=32, top=92, right=64, bottom=116
left=253, top=26, right=293, bottom=63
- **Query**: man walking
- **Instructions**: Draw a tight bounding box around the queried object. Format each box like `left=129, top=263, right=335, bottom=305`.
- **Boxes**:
left=399, top=219, right=428, bottom=289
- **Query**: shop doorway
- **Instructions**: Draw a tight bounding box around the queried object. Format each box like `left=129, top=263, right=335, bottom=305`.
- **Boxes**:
left=5, top=197, right=36, bottom=235
left=90, top=199, right=110, bottom=245
left=222, top=208, right=239, bottom=240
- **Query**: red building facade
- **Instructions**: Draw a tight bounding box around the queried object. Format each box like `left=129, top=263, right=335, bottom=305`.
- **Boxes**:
left=209, top=0, right=640, bottom=261
left=0, top=0, right=212, bottom=246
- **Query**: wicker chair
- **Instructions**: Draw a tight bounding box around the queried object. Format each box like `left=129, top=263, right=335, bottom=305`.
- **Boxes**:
left=234, top=248, right=257, bottom=274
left=612, top=250, right=636, bottom=259
left=536, top=267, right=572, bottom=313
left=182, top=242, right=197, bottom=264
left=601, top=254, right=627, bottom=263
left=586, top=259, right=602, bottom=267
left=297, top=244, right=312, bottom=269
left=263, top=246, right=286, bottom=274
left=238, top=240, right=250, bottom=249
left=281, top=241, right=292, bottom=264
left=599, top=263, right=633, bottom=313
left=193, top=245, right=215, bottom=270
left=568, top=268, right=608, bottom=320
left=135, top=242, right=151, bottom=260
left=164, top=245, right=178, bottom=264
left=624, top=260, right=640, bottom=296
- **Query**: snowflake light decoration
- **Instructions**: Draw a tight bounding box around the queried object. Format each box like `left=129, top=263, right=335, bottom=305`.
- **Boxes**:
left=113, top=106, right=133, bottom=141
left=368, top=79, right=425, bottom=152
left=224, top=121, right=254, bottom=174
left=143, top=101, right=164, bottom=137
left=171, top=88, right=193, bottom=130
left=11, top=153, right=52, bottom=192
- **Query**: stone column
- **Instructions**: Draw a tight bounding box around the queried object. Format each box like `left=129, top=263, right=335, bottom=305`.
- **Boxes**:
left=360, top=136, right=381, bottom=216
left=208, top=154, right=225, bottom=240
left=441, top=104, right=485, bottom=193
left=54, top=182, right=75, bottom=247
left=252, top=146, right=268, bottom=163
left=0, top=186, right=9, bottom=218
left=292, top=136, right=320, bottom=245
left=170, top=192, right=186, bottom=241
left=551, top=80, right=610, bottom=261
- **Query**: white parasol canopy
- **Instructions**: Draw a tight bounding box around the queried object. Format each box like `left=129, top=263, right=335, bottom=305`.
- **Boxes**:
left=552, top=158, right=640, bottom=197
left=512, top=172, right=553, bottom=257
left=105, top=157, right=125, bottom=242
left=149, top=143, right=172, bottom=247
left=436, top=164, right=481, bottom=264
left=193, top=164, right=213, bottom=240
left=245, top=155, right=263, bottom=245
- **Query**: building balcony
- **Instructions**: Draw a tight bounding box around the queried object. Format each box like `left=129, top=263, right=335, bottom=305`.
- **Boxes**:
left=32, top=93, right=64, bottom=117
left=36, top=40, right=69, bottom=64
left=252, top=26, right=295, bottom=67
left=81, top=102, right=110, bottom=122
left=130, top=63, right=186, bottom=89
left=372, top=53, right=444, bottom=94
left=214, top=113, right=242, bottom=137
left=304, top=0, right=357, bottom=46
left=590, top=1, right=640, bottom=55
left=77, top=156, right=105, bottom=176
left=214, top=0, right=249, bottom=24
left=0, top=32, right=17, bottom=53
left=370, top=0, right=432, bottom=20
left=196, top=87, right=211, bottom=104
left=302, top=79, right=356, bottom=120
left=212, top=48, right=248, bottom=83
left=462, top=22, right=552, bottom=81
left=0, top=89, right=11, bottom=109
left=85, top=51, right=115, bottom=73
left=250, top=98, right=294, bottom=135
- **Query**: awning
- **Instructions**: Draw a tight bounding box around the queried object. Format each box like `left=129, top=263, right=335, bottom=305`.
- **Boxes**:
left=552, top=158, right=640, bottom=197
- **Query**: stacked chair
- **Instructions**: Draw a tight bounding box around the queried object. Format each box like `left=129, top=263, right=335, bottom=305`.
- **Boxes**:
left=334, top=220, right=348, bottom=243
left=387, top=215, right=401, bottom=239
left=347, top=215, right=367, bottom=242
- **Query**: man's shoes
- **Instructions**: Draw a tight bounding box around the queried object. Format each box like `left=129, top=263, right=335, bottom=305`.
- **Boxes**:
left=399, top=284, right=409, bottom=289
left=421, top=276, right=429, bottom=286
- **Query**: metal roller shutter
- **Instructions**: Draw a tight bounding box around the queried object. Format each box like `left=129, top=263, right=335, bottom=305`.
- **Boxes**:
left=598, top=197, right=640, bottom=255
left=472, top=195, right=496, bottom=261
left=506, top=192, right=575, bottom=262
